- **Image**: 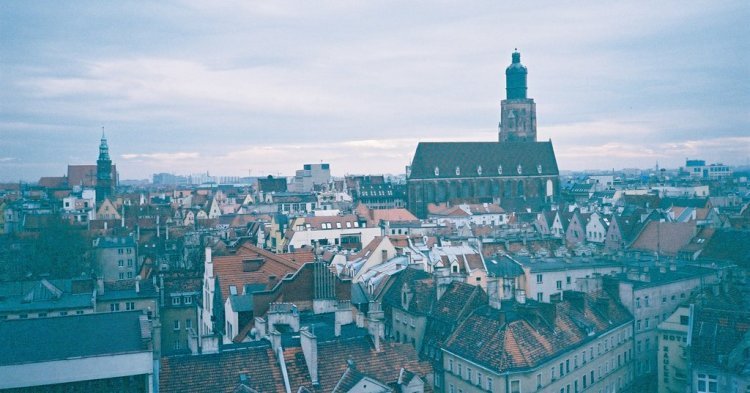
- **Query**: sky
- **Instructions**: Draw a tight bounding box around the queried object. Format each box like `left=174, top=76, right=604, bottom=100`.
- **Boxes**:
left=1, top=1, right=748, bottom=181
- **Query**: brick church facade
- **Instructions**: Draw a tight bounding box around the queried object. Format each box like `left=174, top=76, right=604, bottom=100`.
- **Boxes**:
left=407, top=50, right=559, bottom=218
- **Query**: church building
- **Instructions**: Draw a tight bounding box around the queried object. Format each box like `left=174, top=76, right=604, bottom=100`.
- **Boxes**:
left=407, top=50, right=559, bottom=218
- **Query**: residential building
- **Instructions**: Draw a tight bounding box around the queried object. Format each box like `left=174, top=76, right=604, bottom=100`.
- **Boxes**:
left=0, top=278, right=95, bottom=320
left=289, top=163, right=331, bottom=192
left=0, top=311, right=155, bottom=392
left=442, top=291, right=634, bottom=393
left=94, top=235, right=138, bottom=282
left=657, top=304, right=691, bottom=393
left=283, top=214, right=381, bottom=252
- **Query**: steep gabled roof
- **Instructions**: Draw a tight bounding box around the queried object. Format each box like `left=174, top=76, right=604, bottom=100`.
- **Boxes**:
left=409, top=141, right=559, bottom=180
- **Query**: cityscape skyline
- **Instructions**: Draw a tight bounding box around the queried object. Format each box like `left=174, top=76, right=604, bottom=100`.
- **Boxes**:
left=1, top=1, right=748, bottom=181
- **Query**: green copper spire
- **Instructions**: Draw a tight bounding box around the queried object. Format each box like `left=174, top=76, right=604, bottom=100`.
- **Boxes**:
left=505, top=49, right=528, bottom=100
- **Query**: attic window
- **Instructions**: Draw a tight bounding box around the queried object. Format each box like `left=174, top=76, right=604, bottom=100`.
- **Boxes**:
left=477, top=165, right=482, bottom=175
left=498, top=165, right=503, bottom=175
left=455, top=166, right=461, bottom=176
left=229, top=285, right=238, bottom=295
left=434, top=166, right=440, bottom=176
left=242, top=258, right=265, bottom=272
left=537, top=164, right=542, bottom=174
left=517, top=164, right=523, bottom=174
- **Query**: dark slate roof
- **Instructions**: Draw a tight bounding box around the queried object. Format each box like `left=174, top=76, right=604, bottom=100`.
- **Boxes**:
left=700, top=229, right=750, bottom=267
left=0, top=311, right=149, bottom=366
left=409, top=141, right=559, bottom=180
left=485, top=256, right=525, bottom=278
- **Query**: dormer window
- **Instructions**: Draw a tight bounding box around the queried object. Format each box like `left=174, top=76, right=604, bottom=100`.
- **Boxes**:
left=498, top=165, right=503, bottom=175
left=477, top=165, right=482, bottom=175
left=537, top=164, right=542, bottom=174
left=434, top=166, right=440, bottom=176
left=455, top=166, right=460, bottom=176
left=517, top=164, right=523, bottom=174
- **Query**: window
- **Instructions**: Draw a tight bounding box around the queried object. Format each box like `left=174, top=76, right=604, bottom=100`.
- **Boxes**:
left=556, top=280, right=562, bottom=290
left=127, top=259, right=133, bottom=267
left=510, top=380, right=520, bottom=393
left=127, top=272, right=133, bottom=279
left=174, top=320, right=180, bottom=330
left=680, top=315, right=689, bottom=325
left=59, top=311, right=68, bottom=316
left=644, top=296, right=650, bottom=307
left=449, top=384, right=455, bottom=393
left=38, top=312, right=47, bottom=317
left=645, top=318, right=650, bottom=329
left=487, top=377, right=493, bottom=390
left=118, top=259, right=124, bottom=267
left=110, top=303, right=120, bottom=312
left=119, top=273, right=124, bottom=280
left=126, top=302, right=135, bottom=311
left=172, top=297, right=181, bottom=306
left=635, top=297, right=640, bottom=308
left=448, top=359, right=453, bottom=373
left=457, top=364, right=462, bottom=376
left=636, top=320, right=641, bottom=331
left=118, top=248, right=124, bottom=254
left=537, top=373, right=542, bottom=388
left=467, top=368, right=472, bottom=381
left=173, top=339, right=180, bottom=350
left=477, top=372, right=482, bottom=386
left=184, top=296, right=192, bottom=305
left=537, top=274, right=543, bottom=284
left=537, top=293, right=544, bottom=302
left=697, top=374, right=717, bottom=393
left=186, top=319, right=192, bottom=330
left=76, top=310, right=84, bottom=315
left=566, top=276, right=571, bottom=285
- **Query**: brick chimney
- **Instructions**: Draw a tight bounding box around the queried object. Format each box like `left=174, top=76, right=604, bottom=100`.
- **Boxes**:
left=300, top=328, right=319, bottom=385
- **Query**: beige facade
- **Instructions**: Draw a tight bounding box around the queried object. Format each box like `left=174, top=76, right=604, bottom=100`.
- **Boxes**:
left=657, top=304, right=691, bottom=393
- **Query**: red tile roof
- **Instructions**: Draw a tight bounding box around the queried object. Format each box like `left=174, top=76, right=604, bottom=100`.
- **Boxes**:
left=160, top=344, right=285, bottom=393
left=213, top=243, right=305, bottom=298
left=283, top=336, right=433, bottom=392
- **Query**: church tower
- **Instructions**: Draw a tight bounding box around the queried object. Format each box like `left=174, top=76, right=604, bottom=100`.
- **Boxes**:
left=96, top=131, right=113, bottom=203
left=499, top=50, right=537, bottom=142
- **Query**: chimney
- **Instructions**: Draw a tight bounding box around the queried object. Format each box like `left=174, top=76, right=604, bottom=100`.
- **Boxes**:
left=121, top=205, right=125, bottom=227
left=135, top=276, right=141, bottom=293
left=204, top=247, right=213, bottom=278
left=515, top=289, right=526, bottom=304
left=381, top=249, right=388, bottom=262
left=156, top=215, right=160, bottom=238
left=487, top=277, right=502, bottom=310
left=566, top=290, right=585, bottom=310
left=300, top=328, right=319, bottom=385
left=159, top=274, right=165, bottom=306
left=269, top=330, right=282, bottom=355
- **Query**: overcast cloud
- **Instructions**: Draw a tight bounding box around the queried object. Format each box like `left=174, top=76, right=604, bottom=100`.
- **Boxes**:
left=1, top=1, right=748, bottom=180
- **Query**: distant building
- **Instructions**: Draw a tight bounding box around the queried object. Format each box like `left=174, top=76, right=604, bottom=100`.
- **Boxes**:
left=683, top=159, right=733, bottom=180
left=257, top=175, right=288, bottom=193
left=289, top=163, right=331, bottom=192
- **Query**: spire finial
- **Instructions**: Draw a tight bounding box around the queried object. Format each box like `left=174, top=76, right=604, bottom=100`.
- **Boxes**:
left=101, top=126, right=106, bottom=139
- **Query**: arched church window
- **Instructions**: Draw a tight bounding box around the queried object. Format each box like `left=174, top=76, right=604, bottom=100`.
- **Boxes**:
left=537, top=164, right=542, bottom=174
left=434, top=167, right=439, bottom=176
left=455, top=166, right=460, bottom=176
left=477, top=165, right=482, bottom=175
left=517, top=164, right=523, bottom=174
left=498, top=165, right=503, bottom=175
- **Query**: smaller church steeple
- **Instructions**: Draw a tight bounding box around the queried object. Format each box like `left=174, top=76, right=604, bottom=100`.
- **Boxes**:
left=96, top=128, right=114, bottom=203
